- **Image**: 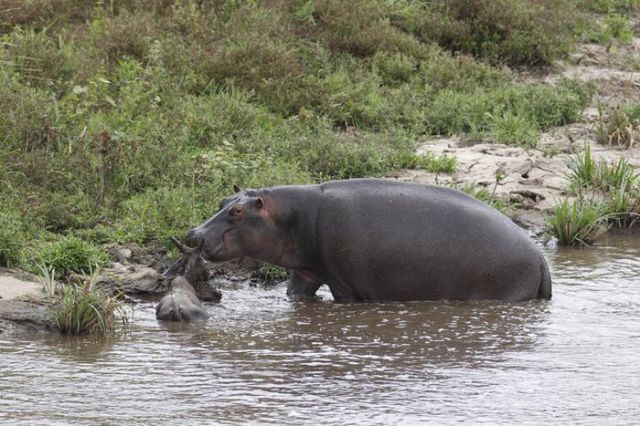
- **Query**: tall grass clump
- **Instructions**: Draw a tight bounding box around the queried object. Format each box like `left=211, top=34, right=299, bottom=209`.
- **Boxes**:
left=595, top=104, right=636, bottom=149
left=545, top=200, right=610, bottom=246
left=568, top=144, right=638, bottom=192
left=41, top=267, right=128, bottom=336
left=559, top=143, right=639, bottom=243
left=458, top=183, right=511, bottom=214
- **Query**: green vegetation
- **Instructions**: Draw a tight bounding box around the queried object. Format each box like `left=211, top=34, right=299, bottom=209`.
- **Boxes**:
left=41, top=267, right=128, bottom=336
left=35, top=236, right=110, bottom=278
left=595, top=103, right=636, bottom=148
left=576, top=0, right=638, bottom=44
left=548, top=143, right=640, bottom=245
left=545, top=200, right=610, bottom=246
left=0, top=1, right=628, bottom=267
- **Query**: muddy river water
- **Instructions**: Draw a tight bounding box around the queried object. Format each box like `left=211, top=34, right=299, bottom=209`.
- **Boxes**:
left=1, top=232, right=640, bottom=425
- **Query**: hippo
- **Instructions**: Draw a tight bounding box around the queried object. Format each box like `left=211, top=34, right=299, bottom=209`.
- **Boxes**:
left=156, top=238, right=213, bottom=322
left=186, top=179, right=551, bottom=302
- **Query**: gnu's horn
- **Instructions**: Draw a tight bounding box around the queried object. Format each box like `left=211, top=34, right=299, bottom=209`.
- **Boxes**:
left=233, top=184, right=243, bottom=193
left=163, top=259, right=182, bottom=278
left=169, top=236, right=189, bottom=254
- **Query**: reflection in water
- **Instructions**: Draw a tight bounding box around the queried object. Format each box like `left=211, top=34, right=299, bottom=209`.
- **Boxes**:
left=1, top=233, right=640, bottom=424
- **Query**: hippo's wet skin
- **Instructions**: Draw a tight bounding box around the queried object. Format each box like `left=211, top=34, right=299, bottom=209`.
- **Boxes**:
left=187, top=179, right=551, bottom=302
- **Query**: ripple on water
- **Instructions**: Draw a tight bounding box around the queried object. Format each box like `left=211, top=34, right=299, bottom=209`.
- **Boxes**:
left=1, top=233, right=640, bottom=424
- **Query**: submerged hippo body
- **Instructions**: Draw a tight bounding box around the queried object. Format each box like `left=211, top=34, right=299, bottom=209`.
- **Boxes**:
left=187, top=179, right=551, bottom=302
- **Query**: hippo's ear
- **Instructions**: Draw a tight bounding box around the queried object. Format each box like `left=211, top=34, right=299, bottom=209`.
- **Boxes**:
left=254, top=197, right=264, bottom=209
left=233, top=184, right=243, bottom=193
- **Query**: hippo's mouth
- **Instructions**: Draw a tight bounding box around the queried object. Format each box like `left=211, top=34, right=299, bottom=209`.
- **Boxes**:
left=202, top=242, right=227, bottom=262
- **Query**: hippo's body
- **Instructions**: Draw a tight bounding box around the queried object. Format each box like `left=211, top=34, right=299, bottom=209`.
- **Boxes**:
left=187, top=179, right=551, bottom=302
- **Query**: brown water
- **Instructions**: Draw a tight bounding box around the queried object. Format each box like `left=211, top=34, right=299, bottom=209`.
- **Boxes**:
left=1, top=233, right=640, bottom=425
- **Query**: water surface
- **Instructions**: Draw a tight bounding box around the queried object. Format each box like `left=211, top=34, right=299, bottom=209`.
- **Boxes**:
left=1, top=233, right=639, bottom=425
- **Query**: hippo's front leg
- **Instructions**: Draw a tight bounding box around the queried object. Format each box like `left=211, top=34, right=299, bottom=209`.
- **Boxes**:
left=286, top=270, right=322, bottom=302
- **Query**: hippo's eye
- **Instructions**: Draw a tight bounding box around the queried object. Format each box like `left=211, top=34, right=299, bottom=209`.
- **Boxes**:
left=230, top=205, right=244, bottom=218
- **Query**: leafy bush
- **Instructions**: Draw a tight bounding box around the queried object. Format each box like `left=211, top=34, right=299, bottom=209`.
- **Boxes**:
left=426, top=81, right=587, bottom=137
left=37, top=236, right=110, bottom=278
left=0, top=205, right=26, bottom=267
left=411, top=0, right=575, bottom=66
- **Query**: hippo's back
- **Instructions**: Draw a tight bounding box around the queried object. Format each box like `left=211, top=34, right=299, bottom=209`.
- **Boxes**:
left=311, top=179, right=550, bottom=301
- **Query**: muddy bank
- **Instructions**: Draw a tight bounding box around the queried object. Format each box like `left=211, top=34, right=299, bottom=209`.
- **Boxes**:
left=0, top=251, right=259, bottom=333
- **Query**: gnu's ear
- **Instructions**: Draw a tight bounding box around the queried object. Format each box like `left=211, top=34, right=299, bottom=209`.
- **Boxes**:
left=233, top=184, right=242, bottom=193
left=254, top=197, right=264, bottom=209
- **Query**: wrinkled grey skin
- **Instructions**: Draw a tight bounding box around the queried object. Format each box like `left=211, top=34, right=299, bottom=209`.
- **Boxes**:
left=187, top=179, right=552, bottom=302
left=156, top=239, right=210, bottom=322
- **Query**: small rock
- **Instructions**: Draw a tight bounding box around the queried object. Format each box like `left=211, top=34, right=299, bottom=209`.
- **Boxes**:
left=115, top=248, right=132, bottom=263
left=0, top=300, right=53, bottom=332
left=97, top=265, right=168, bottom=296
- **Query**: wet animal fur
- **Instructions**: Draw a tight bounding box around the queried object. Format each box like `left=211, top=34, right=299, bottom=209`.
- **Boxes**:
left=155, top=238, right=210, bottom=322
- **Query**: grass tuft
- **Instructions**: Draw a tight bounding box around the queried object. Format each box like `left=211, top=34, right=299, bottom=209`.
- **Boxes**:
left=41, top=266, right=128, bottom=336
left=545, top=200, right=610, bottom=246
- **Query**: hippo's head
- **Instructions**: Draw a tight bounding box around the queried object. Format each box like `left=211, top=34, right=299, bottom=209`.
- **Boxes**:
left=186, top=185, right=289, bottom=265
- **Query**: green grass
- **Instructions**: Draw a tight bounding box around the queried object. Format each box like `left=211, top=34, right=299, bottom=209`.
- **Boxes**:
left=568, top=144, right=638, bottom=192
left=35, top=236, right=110, bottom=278
left=559, top=144, right=639, bottom=243
left=545, top=200, right=610, bottom=246
left=41, top=267, right=128, bottom=336
left=0, top=1, right=602, bottom=269
left=459, top=183, right=512, bottom=214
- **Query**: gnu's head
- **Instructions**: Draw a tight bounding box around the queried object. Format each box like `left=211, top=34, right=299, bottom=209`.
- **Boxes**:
left=164, top=237, right=209, bottom=284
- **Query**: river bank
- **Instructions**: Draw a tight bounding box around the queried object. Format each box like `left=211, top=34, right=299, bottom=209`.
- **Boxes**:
left=3, top=37, right=640, bottom=333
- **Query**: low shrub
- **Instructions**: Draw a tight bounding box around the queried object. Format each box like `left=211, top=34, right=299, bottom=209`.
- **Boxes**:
left=489, top=111, right=539, bottom=147
left=37, top=236, right=110, bottom=278
left=426, top=81, right=587, bottom=138
left=0, top=204, right=26, bottom=267
left=399, top=152, right=458, bottom=174
left=410, top=0, right=575, bottom=66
